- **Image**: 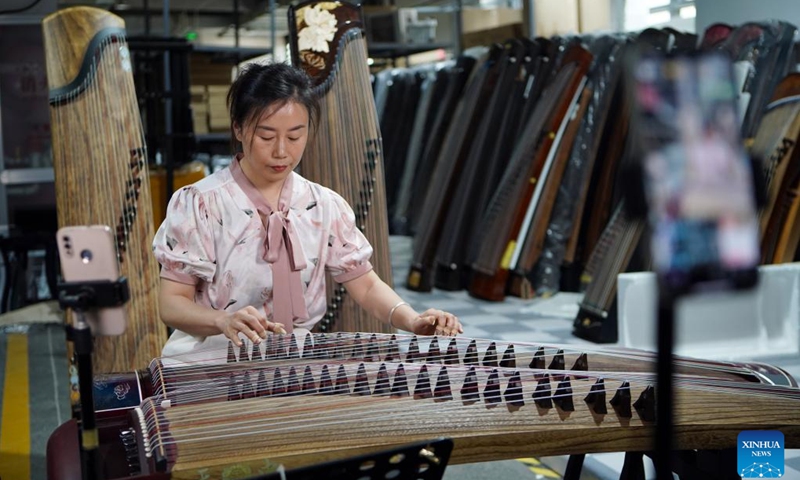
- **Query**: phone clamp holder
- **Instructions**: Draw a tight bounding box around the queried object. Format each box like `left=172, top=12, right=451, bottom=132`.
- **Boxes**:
left=58, top=277, right=130, bottom=312
left=58, top=277, right=130, bottom=480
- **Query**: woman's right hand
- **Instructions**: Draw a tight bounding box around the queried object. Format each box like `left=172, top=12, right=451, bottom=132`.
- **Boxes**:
left=214, top=306, right=287, bottom=346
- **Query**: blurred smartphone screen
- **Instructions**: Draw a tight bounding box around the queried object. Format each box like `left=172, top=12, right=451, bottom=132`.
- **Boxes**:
left=633, top=52, right=760, bottom=291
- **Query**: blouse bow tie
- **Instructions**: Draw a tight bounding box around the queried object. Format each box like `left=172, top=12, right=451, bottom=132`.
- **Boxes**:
left=261, top=206, right=310, bottom=333
left=229, top=156, right=310, bottom=333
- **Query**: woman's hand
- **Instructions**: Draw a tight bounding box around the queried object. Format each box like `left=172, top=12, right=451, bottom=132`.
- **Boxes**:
left=214, top=306, right=286, bottom=346
left=410, top=308, right=463, bottom=337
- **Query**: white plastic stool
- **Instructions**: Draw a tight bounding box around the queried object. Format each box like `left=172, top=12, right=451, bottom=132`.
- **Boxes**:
left=616, top=263, right=800, bottom=360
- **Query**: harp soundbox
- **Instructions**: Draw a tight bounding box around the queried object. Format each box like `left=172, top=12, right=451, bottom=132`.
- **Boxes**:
left=288, top=0, right=392, bottom=334
left=42, top=7, right=166, bottom=372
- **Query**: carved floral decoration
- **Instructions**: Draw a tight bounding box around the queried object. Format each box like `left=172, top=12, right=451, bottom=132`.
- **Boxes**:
left=296, top=3, right=340, bottom=70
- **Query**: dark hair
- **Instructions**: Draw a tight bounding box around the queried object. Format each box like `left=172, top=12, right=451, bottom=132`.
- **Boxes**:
left=227, top=63, right=320, bottom=152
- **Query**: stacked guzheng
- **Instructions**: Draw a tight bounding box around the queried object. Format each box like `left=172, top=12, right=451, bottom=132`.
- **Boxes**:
left=47, top=332, right=800, bottom=479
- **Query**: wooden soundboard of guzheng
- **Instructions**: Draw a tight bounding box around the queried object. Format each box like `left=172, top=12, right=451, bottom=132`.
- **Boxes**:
left=127, top=334, right=800, bottom=479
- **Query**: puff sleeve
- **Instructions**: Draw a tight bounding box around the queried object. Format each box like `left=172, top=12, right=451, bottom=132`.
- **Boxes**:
left=325, top=191, right=374, bottom=283
left=152, top=186, right=218, bottom=284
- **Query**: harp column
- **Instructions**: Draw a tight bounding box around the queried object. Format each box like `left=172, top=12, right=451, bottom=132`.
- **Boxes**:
left=42, top=7, right=167, bottom=373
left=288, top=1, right=393, bottom=334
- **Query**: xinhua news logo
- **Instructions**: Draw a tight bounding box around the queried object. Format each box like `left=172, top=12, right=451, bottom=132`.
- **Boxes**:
left=738, top=431, right=784, bottom=478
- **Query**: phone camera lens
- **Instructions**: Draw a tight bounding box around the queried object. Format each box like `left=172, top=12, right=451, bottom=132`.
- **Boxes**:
left=80, top=249, right=93, bottom=264
left=63, top=236, right=71, bottom=242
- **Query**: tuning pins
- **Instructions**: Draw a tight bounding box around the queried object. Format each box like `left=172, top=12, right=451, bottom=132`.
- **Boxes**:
left=483, top=342, right=498, bottom=367
left=374, top=363, right=391, bottom=395
left=391, top=364, right=409, bottom=397
left=406, top=336, right=422, bottom=363
left=251, top=342, right=263, bottom=362
left=553, top=376, right=574, bottom=412
left=461, top=366, right=480, bottom=402
left=529, top=346, right=546, bottom=372
left=286, top=366, right=301, bottom=396
left=571, top=353, right=588, bottom=377
left=434, top=366, right=453, bottom=401
left=483, top=369, right=502, bottom=405
left=548, top=350, right=565, bottom=381
left=584, top=378, right=608, bottom=415
left=444, top=338, right=459, bottom=365
left=504, top=371, right=524, bottom=407
left=633, top=385, right=656, bottom=422
left=354, top=363, right=371, bottom=396
left=533, top=374, right=553, bottom=409
left=385, top=335, right=401, bottom=362
left=610, top=381, right=632, bottom=418
left=227, top=342, right=236, bottom=363
left=464, top=339, right=479, bottom=366
left=414, top=365, right=432, bottom=399
left=301, top=365, right=316, bottom=394
left=335, top=364, right=350, bottom=395
left=499, top=344, right=516, bottom=369
left=318, top=365, right=334, bottom=395
left=427, top=337, right=442, bottom=364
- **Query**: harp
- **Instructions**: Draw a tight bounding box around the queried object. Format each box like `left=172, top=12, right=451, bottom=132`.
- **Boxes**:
left=288, top=0, right=391, bottom=333
left=42, top=7, right=166, bottom=372
left=46, top=333, right=800, bottom=479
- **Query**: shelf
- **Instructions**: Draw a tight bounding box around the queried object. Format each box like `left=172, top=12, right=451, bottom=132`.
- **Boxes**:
left=191, top=45, right=273, bottom=63
left=368, top=42, right=452, bottom=58
left=0, top=168, right=54, bottom=185
left=195, top=133, right=231, bottom=143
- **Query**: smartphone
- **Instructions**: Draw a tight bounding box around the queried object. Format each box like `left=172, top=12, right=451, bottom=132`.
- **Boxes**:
left=632, top=52, right=760, bottom=293
left=57, top=225, right=127, bottom=336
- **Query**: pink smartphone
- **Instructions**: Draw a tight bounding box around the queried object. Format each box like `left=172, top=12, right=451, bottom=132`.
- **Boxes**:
left=57, top=225, right=127, bottom=336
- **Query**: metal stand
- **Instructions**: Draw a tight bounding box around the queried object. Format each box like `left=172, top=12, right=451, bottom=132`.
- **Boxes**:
left=655, top=290, right=676, bottom=480
left=59, top=277, right=130, bottom=480
left=253, top=438, right=454, bottom=480
left=68, top=315, right=102, bottom=480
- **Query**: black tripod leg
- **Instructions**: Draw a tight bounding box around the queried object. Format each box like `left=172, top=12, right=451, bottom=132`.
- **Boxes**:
left=620, top=452, right=646, bottom=480
left=564, top=454, right=586, bottom=480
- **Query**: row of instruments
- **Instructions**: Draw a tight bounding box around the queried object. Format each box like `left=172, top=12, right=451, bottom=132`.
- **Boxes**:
left=49, top=332, right=800, bottom=479
left=382, top=20, right=800, bottom=344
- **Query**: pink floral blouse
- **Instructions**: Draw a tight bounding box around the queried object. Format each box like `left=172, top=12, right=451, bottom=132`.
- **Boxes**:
left=153, top=158, right=373, bottom=356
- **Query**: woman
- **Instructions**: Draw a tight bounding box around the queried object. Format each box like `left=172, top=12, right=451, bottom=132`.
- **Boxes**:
left=153, top=63, right=462, bottom=355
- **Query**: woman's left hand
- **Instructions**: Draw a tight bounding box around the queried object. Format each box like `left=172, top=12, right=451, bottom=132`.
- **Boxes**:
left=411, top=308, right=463, bottom=337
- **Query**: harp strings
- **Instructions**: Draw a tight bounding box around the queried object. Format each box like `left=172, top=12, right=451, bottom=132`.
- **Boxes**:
left=300, top=29, right=390, bottom=333
left=53, top=33, right=163, bottom=369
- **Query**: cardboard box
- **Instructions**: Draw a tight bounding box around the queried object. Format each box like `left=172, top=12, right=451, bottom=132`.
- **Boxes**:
left=461, top=23, right=525, bottom=50
left=461, top=7, right=522, bottom=34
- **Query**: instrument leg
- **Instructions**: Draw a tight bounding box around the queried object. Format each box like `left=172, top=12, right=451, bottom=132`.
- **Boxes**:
left=564, top=454, right=585, bottom=480
left=619, top=452, right=646, bottom=480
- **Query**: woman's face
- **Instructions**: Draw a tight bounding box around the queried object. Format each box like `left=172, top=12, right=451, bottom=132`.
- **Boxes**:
left=236, top=100, right=310, bottom=188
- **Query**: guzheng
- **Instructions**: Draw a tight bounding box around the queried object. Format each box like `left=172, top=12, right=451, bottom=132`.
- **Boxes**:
left=42, top=7, right=166, bottom=372
left=531, top=36, right=627, bottom=297
left=48, top=333, right=800, bottom=479
left=750, top=73, right=800, bottom=264
left=468, top=44, right=593, bottom=302
left=288, top=0, right=392, bottom=333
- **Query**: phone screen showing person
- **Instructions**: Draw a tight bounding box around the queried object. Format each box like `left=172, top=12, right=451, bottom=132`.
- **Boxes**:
left=632, top=52, right=760, bottom=292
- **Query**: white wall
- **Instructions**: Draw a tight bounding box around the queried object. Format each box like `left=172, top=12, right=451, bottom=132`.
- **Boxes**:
left=696, top=0, right=800, bottom=34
